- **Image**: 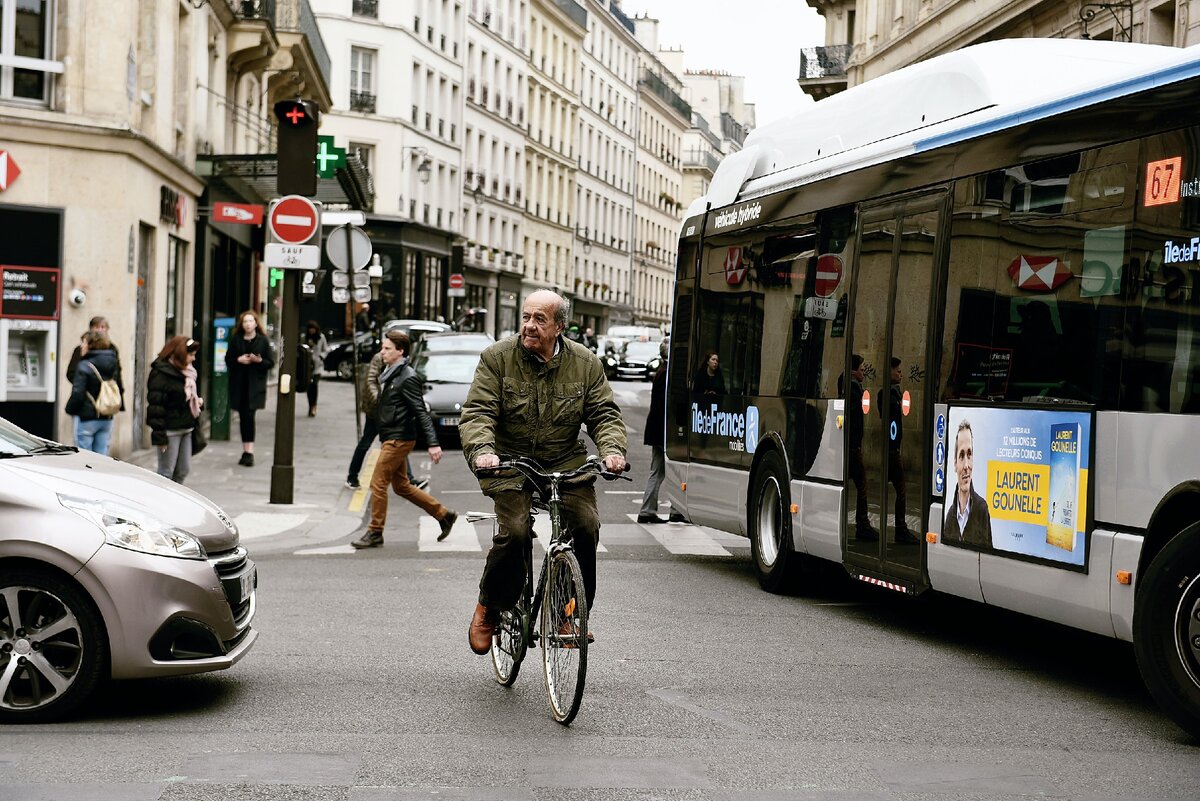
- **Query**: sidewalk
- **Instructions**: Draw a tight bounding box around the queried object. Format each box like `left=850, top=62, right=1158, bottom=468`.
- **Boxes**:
left=126, top=377, right=373, bottom=556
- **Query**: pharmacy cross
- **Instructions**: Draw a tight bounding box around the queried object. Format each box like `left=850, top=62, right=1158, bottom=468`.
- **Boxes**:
left=316, top=136, right=347, bottom=178
left=286, top=106, right=305, bottom=125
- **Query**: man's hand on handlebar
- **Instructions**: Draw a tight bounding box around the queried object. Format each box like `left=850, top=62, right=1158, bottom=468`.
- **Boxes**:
left=602, top=454, right=627, bottom=474
left=474, top=453, right=500, bottom=471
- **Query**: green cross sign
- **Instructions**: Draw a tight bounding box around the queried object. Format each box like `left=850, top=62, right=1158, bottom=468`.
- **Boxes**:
left=316, top=135, right=346, bottom=178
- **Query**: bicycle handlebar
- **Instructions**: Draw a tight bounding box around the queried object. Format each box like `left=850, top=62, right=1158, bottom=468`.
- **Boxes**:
left=474, top=454, right=632, bottom=482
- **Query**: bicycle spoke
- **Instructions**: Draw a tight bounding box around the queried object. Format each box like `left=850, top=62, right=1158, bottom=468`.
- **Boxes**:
left=542, top=551, right=588, bottom=724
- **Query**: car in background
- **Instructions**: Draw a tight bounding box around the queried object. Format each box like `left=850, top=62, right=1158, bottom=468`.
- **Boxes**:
left=324, top=320, right=451, bottom=380
left=606, top=325, right=663, bottom=343
left=615, top=338, right=663, bottom=381
left=0, top=416, right=258, bottom=722
left=412, top=344, right=486, bottom=446
left=409, top=331, right=494, bottom=363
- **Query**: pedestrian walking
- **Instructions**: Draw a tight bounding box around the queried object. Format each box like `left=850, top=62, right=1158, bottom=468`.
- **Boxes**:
left=637, top=340, right=681, bottom=524
left=352, top=329, right=457, bottom=549
left=147, top=336, right=202, bottom=483
left=225, top=309, right=275, bottom=467
left=66, top=315, right=125, bottom=447
left=303, top=320, right=329, bottom=417
left=345, top=345, right=427, bottom=491
left=64, top=330, right=122, bottom=455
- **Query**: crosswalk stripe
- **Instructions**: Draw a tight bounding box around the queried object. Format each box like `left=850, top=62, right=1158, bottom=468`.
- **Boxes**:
left=346, top=448, right=380, bottom=513
left=419, top=515, right=482, bottom=551
left=528, top=514, right=608, bottom=553
left=625, top=513, right=732, bottom=556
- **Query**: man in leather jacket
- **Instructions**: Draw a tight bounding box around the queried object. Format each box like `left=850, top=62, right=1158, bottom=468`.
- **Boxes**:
left=352, top=329, right=458, bottom=549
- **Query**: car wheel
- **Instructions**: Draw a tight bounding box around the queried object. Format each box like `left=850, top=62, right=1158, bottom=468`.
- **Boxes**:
left=0, top=568, right=107, bottom=723
left=335, top=358, right=354, bottom=381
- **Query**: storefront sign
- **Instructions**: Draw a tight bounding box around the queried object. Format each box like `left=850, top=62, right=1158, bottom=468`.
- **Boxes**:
left=1, top=265, right=59, bottom=319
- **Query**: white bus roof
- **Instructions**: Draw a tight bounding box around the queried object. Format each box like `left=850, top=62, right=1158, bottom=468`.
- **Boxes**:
left=693, top=38, right=1200, bottom=216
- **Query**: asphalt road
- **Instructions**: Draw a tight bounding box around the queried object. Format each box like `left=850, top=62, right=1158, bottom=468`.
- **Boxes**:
left=2, top=379, right=1198, bottom=800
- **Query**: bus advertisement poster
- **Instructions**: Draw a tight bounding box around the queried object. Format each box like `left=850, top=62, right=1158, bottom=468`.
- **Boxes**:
left=943, top=406, right=1091, bottom=567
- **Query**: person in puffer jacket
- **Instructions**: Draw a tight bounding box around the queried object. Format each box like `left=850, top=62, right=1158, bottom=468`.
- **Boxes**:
left=64, top=330, right=122, bottom=455
left=147, top=336, right=202, bottom=483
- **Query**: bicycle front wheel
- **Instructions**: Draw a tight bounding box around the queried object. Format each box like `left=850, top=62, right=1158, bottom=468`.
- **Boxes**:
left=491, top=607, right=527, bottom=686
left=541, top=550, right=589, bottom=724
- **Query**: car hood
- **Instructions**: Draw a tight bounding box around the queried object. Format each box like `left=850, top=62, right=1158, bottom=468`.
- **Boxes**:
left=423, top=382, right=471, bottom=413
left=11, top=452, right=239, bottom=552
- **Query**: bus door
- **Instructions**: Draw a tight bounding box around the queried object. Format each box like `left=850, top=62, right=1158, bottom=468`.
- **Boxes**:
left=845, top=193, right=947, bottom=579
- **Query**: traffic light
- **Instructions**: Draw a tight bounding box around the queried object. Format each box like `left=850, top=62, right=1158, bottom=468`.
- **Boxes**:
left=273, top=99, right=319, bottom=196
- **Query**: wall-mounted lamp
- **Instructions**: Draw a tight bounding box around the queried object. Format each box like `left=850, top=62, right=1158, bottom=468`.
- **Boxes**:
left=404, top=146, right=433, bottom=184
left=576, top=226, right=591, bottom=254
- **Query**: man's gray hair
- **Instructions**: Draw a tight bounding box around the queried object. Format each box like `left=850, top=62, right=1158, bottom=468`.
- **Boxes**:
left=554, top=295, right=570, bottom=328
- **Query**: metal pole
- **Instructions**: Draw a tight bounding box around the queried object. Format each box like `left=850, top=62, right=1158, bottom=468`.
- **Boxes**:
left=269, top=269, right=299, bottom=504
left=349, top=224, right=362, bottom=442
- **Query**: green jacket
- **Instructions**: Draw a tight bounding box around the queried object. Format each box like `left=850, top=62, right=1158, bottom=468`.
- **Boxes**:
left=460, top=334, right=628, bottom=495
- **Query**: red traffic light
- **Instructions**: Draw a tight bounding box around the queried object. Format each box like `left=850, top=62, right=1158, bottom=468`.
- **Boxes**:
left=274, top=99, right=316, bottom=128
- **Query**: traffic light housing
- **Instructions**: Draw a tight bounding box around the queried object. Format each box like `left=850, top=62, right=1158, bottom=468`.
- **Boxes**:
left=273, top=99, right=319, bottom=196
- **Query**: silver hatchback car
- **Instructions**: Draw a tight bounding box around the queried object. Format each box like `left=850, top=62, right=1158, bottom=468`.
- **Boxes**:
left=0, top=416, right=257, bottom=723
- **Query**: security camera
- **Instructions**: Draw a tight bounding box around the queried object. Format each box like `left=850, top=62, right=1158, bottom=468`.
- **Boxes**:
left=68, top=288, right=87, bottom=308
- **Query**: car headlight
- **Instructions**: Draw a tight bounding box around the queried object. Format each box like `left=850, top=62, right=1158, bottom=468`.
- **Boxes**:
left=605, top=357, right=616, bottom=366
left=58, top=495, right=206, bottom=560
left=648, top=358, right=662, bottom=370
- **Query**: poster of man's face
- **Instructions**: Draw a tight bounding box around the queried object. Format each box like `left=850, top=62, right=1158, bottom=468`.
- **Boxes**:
left=954, top=422, right=974, bottom=498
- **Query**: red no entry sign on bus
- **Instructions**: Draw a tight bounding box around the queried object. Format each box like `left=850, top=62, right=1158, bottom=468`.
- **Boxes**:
left=861, top=389, right=871, bottom=415
left=901, top=390, right=911, bottom=416
left=814, top=254, right=843, bottom=298
left=269, top=195, right=320, bottom=244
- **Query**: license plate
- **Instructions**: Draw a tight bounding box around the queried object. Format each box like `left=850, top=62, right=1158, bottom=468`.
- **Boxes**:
left=439, top=417, right=460, bottom=426
left=238, top=567, right=256, bottom=603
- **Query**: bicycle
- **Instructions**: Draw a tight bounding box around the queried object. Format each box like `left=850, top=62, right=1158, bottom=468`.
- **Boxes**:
left=468, top=454, right=630, bottom=724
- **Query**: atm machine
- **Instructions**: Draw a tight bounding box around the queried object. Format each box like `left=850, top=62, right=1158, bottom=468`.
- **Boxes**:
left=0, top=266, right=60, bottom=439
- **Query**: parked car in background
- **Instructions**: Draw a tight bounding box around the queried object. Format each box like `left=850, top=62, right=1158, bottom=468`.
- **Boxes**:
left=409, top=332, right=494, bottom=363
left=0, top=416, right=258, bottom=722
left=606, top=325, right=663, bottom=343
left=412, top=342, right=487, bottom=446
left=615, top=339, right=663, bottom=381
left=323, top=320, right=451, bottom=380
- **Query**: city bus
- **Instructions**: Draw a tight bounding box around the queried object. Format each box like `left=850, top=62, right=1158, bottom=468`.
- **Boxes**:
left=663, top=38, right=1200, bottom=739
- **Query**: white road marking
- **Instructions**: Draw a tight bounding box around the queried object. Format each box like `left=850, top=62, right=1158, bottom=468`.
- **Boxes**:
left=233, top=512, right=308, bottom=540
left=419, top=515, right=481, bottom=551
left=626, top=513, right=731, bottom=556
left=294, top=544, right=357, bottom=556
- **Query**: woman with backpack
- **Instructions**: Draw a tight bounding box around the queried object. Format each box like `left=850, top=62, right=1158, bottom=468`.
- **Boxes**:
left=65, top=330, right=122, bottom=455
left=147, top=336, right=202, bottom=484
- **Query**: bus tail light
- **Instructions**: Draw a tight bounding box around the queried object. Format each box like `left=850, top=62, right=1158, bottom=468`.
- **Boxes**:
left=1116, top=570, right=1133, bottom=585
left=790, top=504, right=798, bottom=514
left=926, top=532, right=938, bottom=544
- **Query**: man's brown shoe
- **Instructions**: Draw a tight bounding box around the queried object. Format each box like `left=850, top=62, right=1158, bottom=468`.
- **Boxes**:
left=469, top=602, right=498, bottom=655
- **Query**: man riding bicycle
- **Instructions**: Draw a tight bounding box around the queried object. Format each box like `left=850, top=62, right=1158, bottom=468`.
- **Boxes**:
left=460, top=289, right=628, bottom=655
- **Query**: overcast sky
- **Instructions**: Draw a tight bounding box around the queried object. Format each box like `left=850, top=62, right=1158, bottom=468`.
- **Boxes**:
left=626, top=1, right=828, bottom=128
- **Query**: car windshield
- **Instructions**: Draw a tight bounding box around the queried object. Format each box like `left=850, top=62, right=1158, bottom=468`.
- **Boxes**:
left=624, top=341, right=660, bottom=359
left=417, top=353, right=481, bottom=383
left=0, top=416, right=54, bottom=456
left=423, top=335, right=492, bottom=353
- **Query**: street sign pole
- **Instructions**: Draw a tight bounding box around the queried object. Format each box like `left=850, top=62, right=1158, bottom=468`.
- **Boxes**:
left=271, top=268, right=300, bottom=504
left=348, top=224, right=362, bottom=442
left=326, top=223, right=375, bottom=442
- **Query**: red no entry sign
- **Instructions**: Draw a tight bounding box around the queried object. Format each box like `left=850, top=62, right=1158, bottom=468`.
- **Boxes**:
left=448, top=273, right=465, bottom=289
left=269, top=195, right=319, bottom=244
left=861, top=389, right=871, bottom=415
left=814, top=254, right=843, bottom=298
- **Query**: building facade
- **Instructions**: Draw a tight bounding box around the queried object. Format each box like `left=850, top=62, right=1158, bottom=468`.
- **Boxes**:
left=574, top=0, right=638, bottom=331
left=0, top=0, right=330, bottom=454
left=801, top=0, right=1200, bottom=100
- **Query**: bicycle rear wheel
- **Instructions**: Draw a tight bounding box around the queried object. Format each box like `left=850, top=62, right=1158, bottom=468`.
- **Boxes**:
left=541, top=550, right=589, bottom=724
left=491, top=606, right=527, bottom=686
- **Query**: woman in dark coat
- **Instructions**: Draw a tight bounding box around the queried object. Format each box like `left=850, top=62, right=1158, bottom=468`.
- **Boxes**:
left=147, top=336, right=202, bottom=483
left=65, top=330, right=121, bottom=455
left=225, top=309, right=275, bottom=467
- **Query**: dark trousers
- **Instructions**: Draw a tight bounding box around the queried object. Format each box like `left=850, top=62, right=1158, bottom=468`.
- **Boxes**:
left=479, top=483, right=600, bottom=612
left=849, top=445, right=869, bottom=525
left=347, top=416, right=378, bottom=481
left=306, top=376, right=319, bottom=409
left=236, top=406, right=257, bottom=444
left=888, top=449, right=908, bottom=533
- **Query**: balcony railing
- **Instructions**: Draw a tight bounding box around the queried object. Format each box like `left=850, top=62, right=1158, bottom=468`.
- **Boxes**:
left=552, top=0, right=588, bottom=30
left=799, top=44, right=853, bottom=80
left=349, top=90, right=376, bottom=113
left=640, top=68, right=692, bottom=123
left=683, top=148, right=721, bottom=173
left=720, top=111, right=746, bottom=147
left=608, top=0, right=634, bottom=34
left=352, top=0, right=378, bottom=17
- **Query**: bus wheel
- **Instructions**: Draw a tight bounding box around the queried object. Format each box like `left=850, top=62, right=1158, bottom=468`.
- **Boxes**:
left=750, top=450, right=802, bottom=594
left=1133, top=522, right=1200, bottom=740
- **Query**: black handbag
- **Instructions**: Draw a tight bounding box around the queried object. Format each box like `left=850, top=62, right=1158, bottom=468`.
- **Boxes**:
left=191, top=423, right=208, bottom=455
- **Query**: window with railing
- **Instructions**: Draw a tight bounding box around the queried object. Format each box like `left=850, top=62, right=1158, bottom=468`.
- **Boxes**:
left=2, top=0, right=60, bottom=104
left=352, top=0, right=378, bottom=17
left=350, top=47, right=376, bottom=104
left=349, top=90, right=375, bottom=113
